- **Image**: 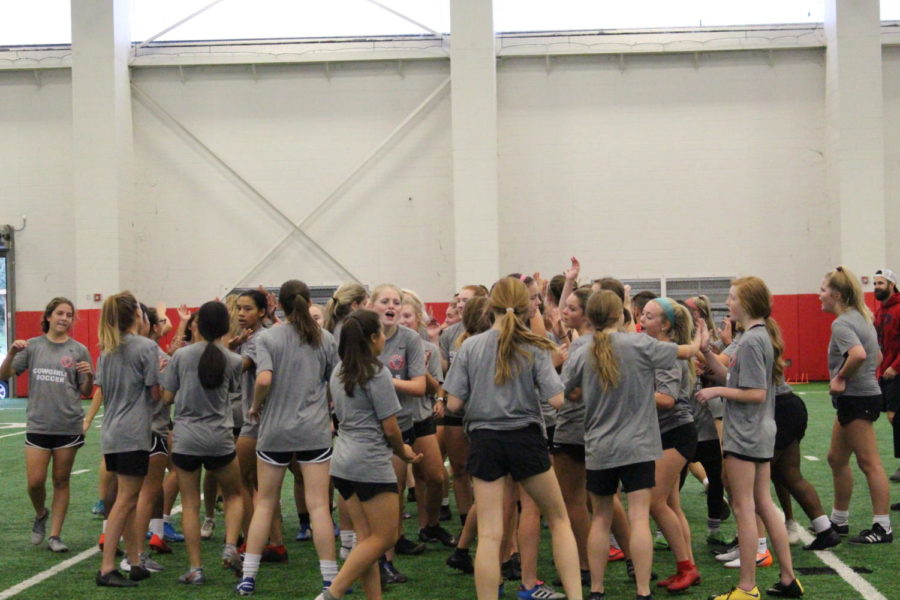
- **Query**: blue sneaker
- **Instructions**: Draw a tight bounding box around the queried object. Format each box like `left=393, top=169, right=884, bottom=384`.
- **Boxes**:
left=235, top=576, right=255, bottom=596
left=163, top=521, right=185, bottom=542
left=296, top=525, right=312, bottom=541
left=91, top=500, right=105, bottom=517
left=517, top=582, right=565, bottom=600
left=323, top=581, right=353, bottom=594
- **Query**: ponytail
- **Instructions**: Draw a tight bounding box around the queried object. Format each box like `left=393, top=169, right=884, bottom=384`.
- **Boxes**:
left=197, top=301, right=230, bottom=389
left=324, top=282, right=368, bottom=332
left=586, top=290, right=623, bottom=390
left=825, top=266, right=873, bottom=324
left=765, top=317, right=786, bottom=381
left=279, top=280, right=321, bottom=347
left=338, top=309, right=382, bottom=396
left=732, top=276, right=787, bottom=381
left=99, top=291, right=139, bottom=353
left=490, top=278, right=555, bottom=385
left=590, top=330, right=620, bottom=391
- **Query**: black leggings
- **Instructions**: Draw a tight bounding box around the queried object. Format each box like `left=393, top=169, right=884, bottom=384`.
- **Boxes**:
left=680, top=439, right=726, bottom=520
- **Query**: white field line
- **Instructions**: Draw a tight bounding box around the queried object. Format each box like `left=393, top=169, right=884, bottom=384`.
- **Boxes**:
left=0, top=431, right=25, bottom=439
left=795, top=527, right=888, bottom=600
left=71, top=469, right=90, bottom=476
left=0, top=502, right=186, bottom=599
left=804, top=455, right=820, bottom=461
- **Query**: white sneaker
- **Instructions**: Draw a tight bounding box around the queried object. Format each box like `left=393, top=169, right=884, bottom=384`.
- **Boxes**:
left=715, top=546, right=740, bottom=562
left=200, top=517, right=216, bottom=540
left=723, top=550, right=773, bottom=569
left=786, top=519, right=801, bottom=545
left=339, top=545, right=353, bottom=561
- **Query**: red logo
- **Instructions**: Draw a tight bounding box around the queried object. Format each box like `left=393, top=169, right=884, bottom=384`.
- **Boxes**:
left=388, top=354, right=405, bottom=371
left=60, top=356, right=75, bottom=369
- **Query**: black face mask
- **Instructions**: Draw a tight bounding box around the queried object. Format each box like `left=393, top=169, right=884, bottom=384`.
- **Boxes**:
left=875, top=288, right=891, bottom=302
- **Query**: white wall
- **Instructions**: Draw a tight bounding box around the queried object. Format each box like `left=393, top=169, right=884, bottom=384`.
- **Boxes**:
left=6, top=46, right=898, bottom=310
left=882, top=46, right=900, bottom=269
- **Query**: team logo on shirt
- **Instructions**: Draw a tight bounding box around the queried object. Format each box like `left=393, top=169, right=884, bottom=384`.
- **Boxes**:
left=388, top=354, right=405, bottom=371
left=60, top=355, right=75, bottom=369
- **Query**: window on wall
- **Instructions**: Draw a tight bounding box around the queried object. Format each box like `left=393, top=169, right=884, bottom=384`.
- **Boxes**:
left=883, top=0, right=900, bottom=21
left=0, top=0, right=70, bottom=45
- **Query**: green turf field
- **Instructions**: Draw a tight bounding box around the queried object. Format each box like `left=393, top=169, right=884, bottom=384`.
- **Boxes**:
left=0, top=383, right=898, bottom=599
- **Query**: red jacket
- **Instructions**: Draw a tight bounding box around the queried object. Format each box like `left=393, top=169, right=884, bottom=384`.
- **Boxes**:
left=875, top=292, right=900, bottom=377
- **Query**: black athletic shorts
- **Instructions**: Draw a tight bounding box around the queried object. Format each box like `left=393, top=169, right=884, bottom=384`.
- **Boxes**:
left=880, top=377, right=900, bottom=413
left=105, top=450, right=150, bottom=477
left=25, top=433, right=85, bottom=451
left=833, top=394, right=882, bottom=426
left=149, top=433, right=169, bottom=457
left=332, top=476, right=398, bottom=502
left=256, top=447, right=333, bottom=467
left=586, top=461, right=655, bottom=496
left=723, top=451, right=771, bottom=463
left=774, top=391, right=808, bottom=450
left=545, top=425, right=556, bottom=449
left=549, top=442, right=586, bottom=464
left=467, top=424, right=551, bottom=482
left=413, top=416, right=436, bottom=438
left=401, top=426, right=416, bottom=445
left=442, top=412, right=464, bottom=427
left=660, top=422, right=698, bottom=462
left=172, top=451, right=236, bottom=472
left=693, top=438, right=723, bottom=464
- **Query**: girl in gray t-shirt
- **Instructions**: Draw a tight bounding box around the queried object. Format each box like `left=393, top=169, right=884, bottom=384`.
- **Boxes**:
left=819, top=266, right=892, bottom=543
left=0, top=297, right=93, bottom=552
left=238, top=281, right=338, bottom=595
left=696, top=276, right=799, bottom=598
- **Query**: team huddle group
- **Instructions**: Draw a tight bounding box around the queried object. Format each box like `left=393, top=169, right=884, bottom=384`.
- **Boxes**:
left=2, top=258, right=900, bottom=600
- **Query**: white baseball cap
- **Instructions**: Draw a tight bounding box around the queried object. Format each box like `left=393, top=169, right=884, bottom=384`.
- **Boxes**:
left=875, top=268, right=898, bottom=286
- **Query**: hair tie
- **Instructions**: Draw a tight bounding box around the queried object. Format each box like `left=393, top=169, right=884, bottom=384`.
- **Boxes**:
left=506, top=307, right=514, bottom=313
left=655, top=298, right=676, bottom=325
left=519, top=274, right=528, bottom=282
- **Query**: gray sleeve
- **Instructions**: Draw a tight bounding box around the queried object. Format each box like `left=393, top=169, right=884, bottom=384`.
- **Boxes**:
left=561, top=345, right=586, bottom=394
left=326, top=334, right=339, bottom=381
left=95, top=354, right=106, bottom=388
left=831, top=319, right=861, bottom=356
left=255, top=333, right=273, bottom=373
left=77, top=345, right=93, bottom=387
left=370, top=368, right=403, bottom=421
left=12, top=345, right=30, bottom=376
left=241, top=337, right=257, bottom=364
left=160, top=351, right=180, bottom=392
left=442, top=343, right=470, bottom=402
left=533, top=347, right=565, bottom=402
left=643, top=337, right=679, bottom=371
left=654, top=366, right=681, bottom=398
left=228, top=353, right=242, bottom=395
left=439, top=329, right=453, bottom=361
left=736, top=335, right=769, bottom=390
left=406, top=333, right=426, bottom=378
left=427, top=344, right=443, bottom=382
left=141, top=342, right=160, bottom=387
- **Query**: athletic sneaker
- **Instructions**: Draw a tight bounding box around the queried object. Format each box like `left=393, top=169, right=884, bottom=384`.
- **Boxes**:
left=587, top=593, right=605, bottom=600
left=236, top=576, right=256, bottom=595
left=502, top=553, right=521, bottom=580
left=709, top=586, right=761, bottom=600
left=446, top=549, right=474, bottom=574
left=339, top=544, right=353, bottom=560
left=96, top=569, right=137, bottom=588
left=418, top=525, right=458, bottom=547
left=890, top=466, right=900, bottom=482
left=714, top=546, right=740, bottom=562
left=723, top=549, right=772, bottom=568
left=891, top=502, right=900, bottom=512
left=200, top=517, right=216, bottom=540
left=261, top=544, right=289, bottom=563
left=47, top=536, right=69, bottom=553
left=31, top=509, right=49, bottom=545
left=803, top=526, right=841, bottom=551
left=848, top=523, right=893, bottom=544
left=517, top=582, right=565, bottom=600
left=394, top=535, right=426, bottom=555
left=654, top=530, right=669, bottom=550
left=222, top=544, right=243, bottom=575
left=91, top=499, right=105, bottom=517
left=163, top=521, right=185, bottom=542
left=440, top=504, right=452, bottom=522
left=129, top=563, right=151, bottom=581
left=120, top=553, right=164, bottom=573
left=765, top=578, right=804, bottom=598
left=179, top=567, right=206, bottom=585
left=608, top=546, right=625, bottom=561
left=785, top=520, right=801, bottom=545
left=707, top=530, right=729, bottom=546
left=149, top=533, right=172, bottom=554
left=296, top=524, right=312, bottom=541
left=97, top=533, right=125, bottom=557
left=380, top=559, right=408, bottom=584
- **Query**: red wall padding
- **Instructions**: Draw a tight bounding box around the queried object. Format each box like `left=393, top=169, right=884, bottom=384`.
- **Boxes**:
left=9, top=293, right=880, bottom=396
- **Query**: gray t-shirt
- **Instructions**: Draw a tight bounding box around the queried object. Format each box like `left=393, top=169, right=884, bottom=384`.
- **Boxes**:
left=655, top=361, right=695, bottom=434
left=722, top=325, right=776, bottom=459
left=413, top=340, right=443, bottom=424
left=554, top=333, right=592, bottom=446
left=330, top=366, right=403, bottom=484
left=161, top=342, right=242, bottom=456
left=13, top=336, right=92, bottom=435
left=828, top=309, right=881, bottom=397
left=95, top=334, right=160, bottom=453
left=563, top=333, right=678, bottom=470
left=150, top=346, right=172, bottom=436
left=439, top=321, right=465, bottom=364
left=238, top=332, right=260, bottom=439
left=688, top=379, right=719, bottom=442
left=254, top=324, right=338, bottom=452
left=378, top=326, right=426, bottom=432
left=443, top=329, right=563, bottom=434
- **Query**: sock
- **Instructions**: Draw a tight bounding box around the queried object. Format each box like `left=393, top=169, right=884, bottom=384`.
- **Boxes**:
left=758, top=537, right=768, bottom=554
left=459, top=512, right=467, bottom=526
left=442, top=497, right=450, bottom=507
left=610, top=533, right=619, bottom=549
left=102, top=519, right=108, bottom=534
left=702, top=477, right=709, bottom=487
left=831, top=508, right=849, bottom=526
left=455, top=547, right=469, bottom=556
left=339, top=530, right=356, bottom=549
left=150, top=518, right=164, bottom=538
left=707, top=518, right=722, bottom=532
left=320, top=559, right=339, bottom=582
left=242, top=553, right=261, bottom=579
left=163, top=514, right=172, bottom=525
left=811, top=515, right=831, bottom=534
left=874, top=514, right=892, bottom=533
left=299, top=512, right=310, bottom=527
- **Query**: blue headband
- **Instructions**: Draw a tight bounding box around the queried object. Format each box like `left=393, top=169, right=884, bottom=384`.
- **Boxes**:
left=655, top=297, right=676, bottom=325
